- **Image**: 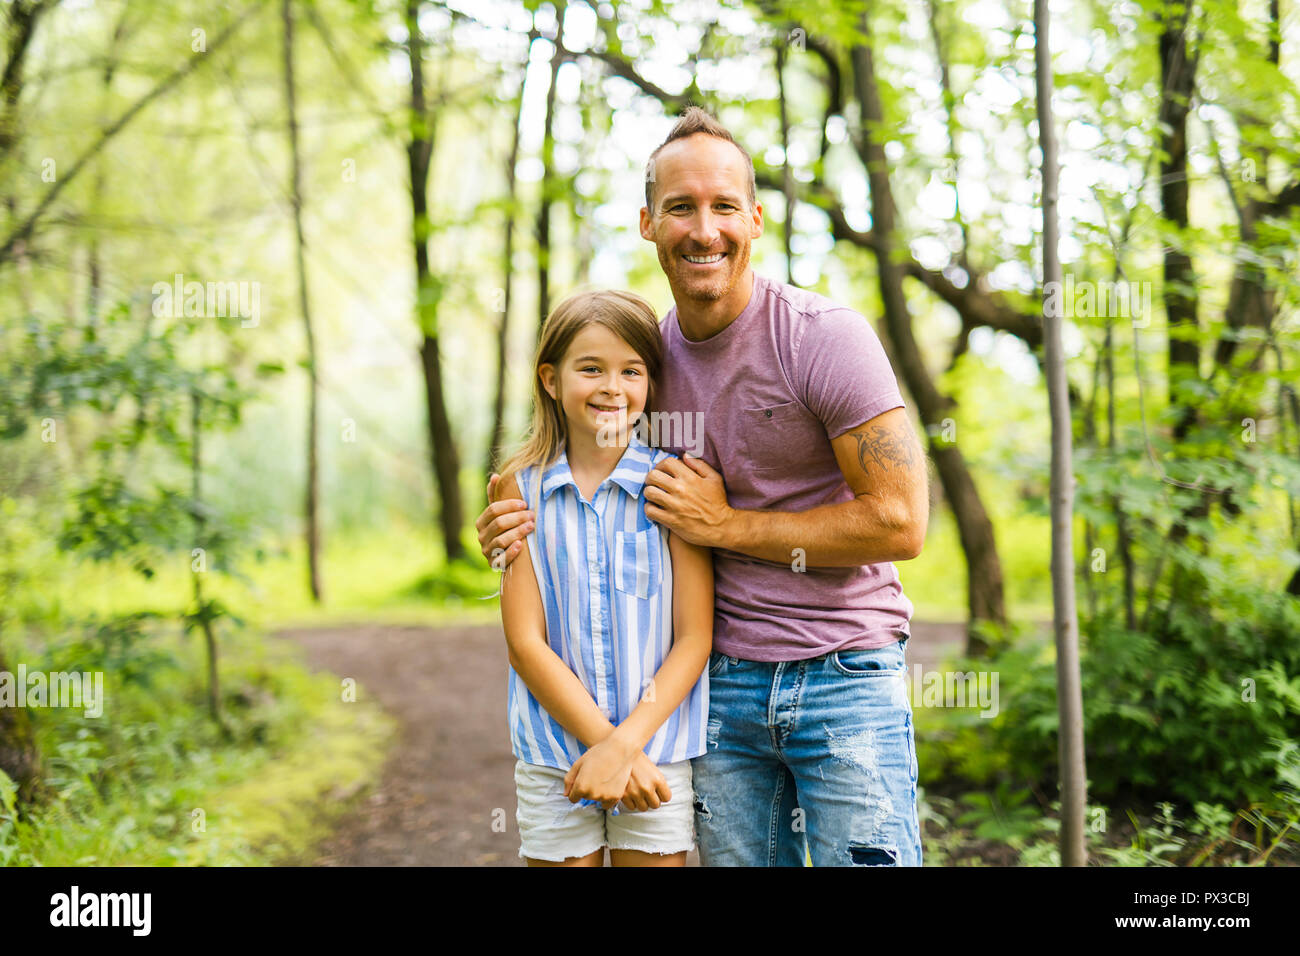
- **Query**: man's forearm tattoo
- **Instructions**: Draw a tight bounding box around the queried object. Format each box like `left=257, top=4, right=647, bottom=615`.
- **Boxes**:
left=853, top=425, right=917, bottom=472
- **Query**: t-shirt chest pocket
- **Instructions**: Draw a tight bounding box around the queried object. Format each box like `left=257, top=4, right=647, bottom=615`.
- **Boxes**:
left=613, top=528, right=662, bottom=599
left=740, top=400, right=809, bottom=475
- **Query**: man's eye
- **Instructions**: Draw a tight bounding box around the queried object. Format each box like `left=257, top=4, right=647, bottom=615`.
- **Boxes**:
left=670, top=204, right=688, bottom=212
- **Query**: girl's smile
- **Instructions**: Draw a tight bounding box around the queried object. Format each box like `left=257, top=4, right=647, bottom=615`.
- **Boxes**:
left=541, top=324, right=650, bottom=448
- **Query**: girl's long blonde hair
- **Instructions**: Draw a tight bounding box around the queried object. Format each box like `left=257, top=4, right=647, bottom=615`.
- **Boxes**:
left=495, top=289, right=663, bottom=500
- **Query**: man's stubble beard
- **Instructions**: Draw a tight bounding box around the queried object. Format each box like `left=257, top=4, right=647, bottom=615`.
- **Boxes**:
left=658, top=239, right=752, bottom=305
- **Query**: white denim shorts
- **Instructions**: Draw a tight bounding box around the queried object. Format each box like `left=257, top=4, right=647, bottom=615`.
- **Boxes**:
left=515, top=759, right=696, bottom=862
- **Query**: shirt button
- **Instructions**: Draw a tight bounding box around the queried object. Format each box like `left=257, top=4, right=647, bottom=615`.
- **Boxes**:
left=764, top=408, right=773, bottom=418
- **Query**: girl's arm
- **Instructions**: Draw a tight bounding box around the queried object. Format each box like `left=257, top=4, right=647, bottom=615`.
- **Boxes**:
left=585, top=530, right=714, bottom=764
left=495, top=473, right=618, bottom=750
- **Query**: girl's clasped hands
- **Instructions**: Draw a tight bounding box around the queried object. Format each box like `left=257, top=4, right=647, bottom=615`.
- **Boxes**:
left=563, top=734, right=674, bottom=812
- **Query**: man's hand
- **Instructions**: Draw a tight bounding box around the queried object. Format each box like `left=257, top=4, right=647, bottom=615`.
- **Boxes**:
left=477, top=473, right=534, bottom=571
left=642, top=454, right=732, bottom=548
left=619, top=752, right=672, bottom=812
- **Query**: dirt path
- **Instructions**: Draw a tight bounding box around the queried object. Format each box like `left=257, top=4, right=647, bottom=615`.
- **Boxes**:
left=278, top=621, right=967, bottom=867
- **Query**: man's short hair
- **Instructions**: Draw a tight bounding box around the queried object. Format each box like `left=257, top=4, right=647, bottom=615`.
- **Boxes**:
left=644, top=106, right=757, bottom=214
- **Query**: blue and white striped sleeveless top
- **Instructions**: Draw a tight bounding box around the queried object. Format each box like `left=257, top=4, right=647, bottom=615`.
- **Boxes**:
left=508, top=431, right=709, bottom=770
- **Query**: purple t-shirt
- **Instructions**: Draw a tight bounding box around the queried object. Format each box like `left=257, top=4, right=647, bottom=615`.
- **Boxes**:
left=654, top=272, right=914, bottom=662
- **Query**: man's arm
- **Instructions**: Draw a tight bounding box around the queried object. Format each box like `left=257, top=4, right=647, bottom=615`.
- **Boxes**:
left=643, top=406, right=928, bottom=567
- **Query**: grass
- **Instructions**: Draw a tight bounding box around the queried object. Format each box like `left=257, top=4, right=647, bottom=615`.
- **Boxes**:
left=0, top=619, right=397, bottom=866
left=919, top=786, right=1300, bottom=867
left=0, top=517, right=503, bottom=866
left=47, top=521, right=503, bottom=632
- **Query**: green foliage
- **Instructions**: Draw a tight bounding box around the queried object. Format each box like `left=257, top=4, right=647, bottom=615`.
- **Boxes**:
left=0, top=622, right=394, bottom=866
left=1091, top=797, right=1295, bottom=867
left=401, top=556, right=505, bottom=604
left=919, top=587, right=1300, bottom=814
left=914, top=620, right=1053, bottom=788
left=39, top=612, right=180, bottom=690
left=57, top=477, right=192, bottom=579
left=1085, top=593, right=1300, bottom=806
left=925, top=781, right=1299, bottom=866
left=955, top=782, right=1046, bottom=849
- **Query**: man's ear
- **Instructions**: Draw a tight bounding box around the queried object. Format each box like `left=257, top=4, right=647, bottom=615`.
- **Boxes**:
left=639, top=206, right=654, bottom=241
left=751, top=200, right=764, bottom=238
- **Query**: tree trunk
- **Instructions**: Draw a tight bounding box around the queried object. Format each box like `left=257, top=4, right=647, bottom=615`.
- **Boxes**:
left=191, top=391, right=222, bottom=727
left=486, top=43, right=532, bottom=482
left=407, top=0, right=464, bottom=562
left=1104, top=321, right=1137, bottom=630
left=0, top=647, right=41, bottom=804
left=282, top=0, right=323, bottom=602
left=1035, top=0, right=1087, bottom=867
left=849, top=18, right=1006, bottom=654
left=1282, top=363, right=1300, bottom=595
left=0, top=0, right=55, bottom=161
left=535, top=2, right=566, bottom=332
left=1158, top=6, right=1212, bottom=606
left=776, top=41, right=796, bottom=286
left=1212, top=0, right=1279, bottom=376
left=86, top=12, right=128, bottom=327
left=1158, top=5, right=1199, bottom=442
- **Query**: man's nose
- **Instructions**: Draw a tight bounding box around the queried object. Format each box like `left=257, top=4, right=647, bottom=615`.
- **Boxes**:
left=690, top=209, right=720, bottom=247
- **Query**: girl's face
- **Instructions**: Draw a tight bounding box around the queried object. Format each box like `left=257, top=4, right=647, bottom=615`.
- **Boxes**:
left=540, top=323, right=650, bottom=445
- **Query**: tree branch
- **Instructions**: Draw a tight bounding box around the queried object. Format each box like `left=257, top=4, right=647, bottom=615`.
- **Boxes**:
left=0, top=1, right=265, bottom=264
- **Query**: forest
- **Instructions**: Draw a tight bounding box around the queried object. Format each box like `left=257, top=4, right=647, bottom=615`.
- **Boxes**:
left=0, top=0, right=1298, bottom=868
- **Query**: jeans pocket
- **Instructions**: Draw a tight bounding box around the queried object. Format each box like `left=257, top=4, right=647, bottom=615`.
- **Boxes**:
left=831, top=644, right=906, bottom=677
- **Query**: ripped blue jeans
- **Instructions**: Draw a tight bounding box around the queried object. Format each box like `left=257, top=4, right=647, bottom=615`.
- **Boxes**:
left=692, top=638, right=922, bottom=867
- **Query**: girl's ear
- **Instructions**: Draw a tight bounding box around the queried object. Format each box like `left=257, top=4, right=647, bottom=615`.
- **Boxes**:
left=539, top=363, right=557, bottom=400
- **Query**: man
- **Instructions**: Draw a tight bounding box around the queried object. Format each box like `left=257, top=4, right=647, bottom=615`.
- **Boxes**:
left=477, top=107, right=929, bottom=866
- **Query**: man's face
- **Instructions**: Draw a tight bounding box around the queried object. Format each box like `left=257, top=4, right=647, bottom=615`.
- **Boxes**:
left=639, top=134, right=763, bottom=305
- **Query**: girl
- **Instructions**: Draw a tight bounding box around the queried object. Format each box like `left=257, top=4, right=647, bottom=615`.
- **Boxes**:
left=491, top=288, right=713, bottom=867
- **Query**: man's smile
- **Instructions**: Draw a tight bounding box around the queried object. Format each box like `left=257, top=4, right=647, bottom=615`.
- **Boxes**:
left=683, top=252, right=726, bottom=266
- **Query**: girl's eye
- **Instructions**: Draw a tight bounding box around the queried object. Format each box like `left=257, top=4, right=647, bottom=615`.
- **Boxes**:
left=623, top=368, right=641, bottom=376
left=581, top=366, right=599, bottom=373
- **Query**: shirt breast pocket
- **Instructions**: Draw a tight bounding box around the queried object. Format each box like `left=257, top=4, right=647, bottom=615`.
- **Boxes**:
left=740, top=400, right=806, bottom=475
left=614, top=528, right=662, bottom=600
